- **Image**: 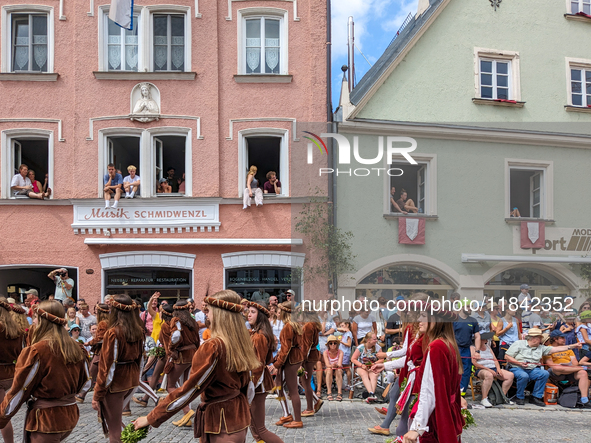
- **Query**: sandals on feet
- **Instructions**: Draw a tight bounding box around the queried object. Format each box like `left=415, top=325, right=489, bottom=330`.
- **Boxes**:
left=327, top=395, right=334, bottom=401
left=336, top=394, right=342, bottom=401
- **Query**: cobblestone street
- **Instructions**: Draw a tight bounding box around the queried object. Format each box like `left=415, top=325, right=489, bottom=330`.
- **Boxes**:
left=6, top=395, right=588, bottom=442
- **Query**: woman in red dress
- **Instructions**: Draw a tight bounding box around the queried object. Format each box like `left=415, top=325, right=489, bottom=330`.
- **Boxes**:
left=403, top=304, right=464, bottom=443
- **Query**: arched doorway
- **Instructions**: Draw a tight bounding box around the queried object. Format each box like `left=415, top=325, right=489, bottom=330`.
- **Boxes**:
left=484, top=267, right=570, bottom=304
left=356, top=264, right=455, bottom=301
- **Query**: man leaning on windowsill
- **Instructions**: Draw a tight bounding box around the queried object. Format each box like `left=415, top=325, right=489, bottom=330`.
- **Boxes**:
left=505, top=327, right=583, bottom=407
left=11, top=163, right=50, bottom=200
left=263, top=171, right=281, bottom=195
left=103, top=163, right=123, bottom=209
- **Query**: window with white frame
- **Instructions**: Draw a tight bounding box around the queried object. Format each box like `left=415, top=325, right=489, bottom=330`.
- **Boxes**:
left=153, top=14, right=185, bottom=71
left=239, top=10, right=288, bottom=75
left=105, top=15, right=139, bottom=71
left=1, top=131, right=53, bottom=199
left=390, top=163, right=430, bottom=214
left=479, top=59, right=511, bottom=100
left=11, top=13, right=48, bottom=72
left=572, top=0, right=591, bottom=14
left=154, top=135, right=186, bottom=195
left=570, top=66, right=591, bottom=107
left=98, top=7, right=190, bottom=73
left=506, top=160, right=553, bottom=220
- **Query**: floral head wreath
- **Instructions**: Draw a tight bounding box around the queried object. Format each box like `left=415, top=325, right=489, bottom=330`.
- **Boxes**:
left=110, top=299, right=135, bottom=312
left=173, top=303, right=191, bottom=311
left=34, top=305, right=67, bottom=326
left=96, top=304, right=110, bottom=314
left=10, top=304, right=26, bottom=315
left=204, top=297, right=243, bottom=313
left=245, top=300, right=270, bottom=317
left=278, top=304, right=292, bottom=313
left=0, top=300, right=12, bottom=312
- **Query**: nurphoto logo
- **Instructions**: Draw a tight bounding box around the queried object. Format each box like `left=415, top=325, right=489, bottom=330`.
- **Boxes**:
left=303, top=132, right=418, bottom=176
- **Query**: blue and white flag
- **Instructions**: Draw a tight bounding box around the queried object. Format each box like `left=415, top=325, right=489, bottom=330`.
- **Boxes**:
left=109, top=0, right=134, bottom=30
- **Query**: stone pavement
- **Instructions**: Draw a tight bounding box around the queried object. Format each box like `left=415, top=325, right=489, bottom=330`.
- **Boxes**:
left=5, top=396, right=589, bottom=442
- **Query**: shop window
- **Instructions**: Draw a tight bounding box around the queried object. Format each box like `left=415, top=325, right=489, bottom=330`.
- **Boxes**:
left=10, top=138, right=50, bottom=198
left=226, top=267, right=298, bottom=302
left=509, top=168, right=545, bottom=218
left=105, top=268, right=191, bottom=302
left=154, top=135, right=186, bottom=195
left=107, top=136, right=140, bottom=176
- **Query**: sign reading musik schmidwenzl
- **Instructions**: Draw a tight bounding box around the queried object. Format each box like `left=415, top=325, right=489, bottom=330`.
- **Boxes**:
left=71, top=199, right=221, bottom=233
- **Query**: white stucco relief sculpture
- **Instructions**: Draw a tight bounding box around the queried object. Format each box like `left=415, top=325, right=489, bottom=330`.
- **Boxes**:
left=130, top=83, right=161, bottom=122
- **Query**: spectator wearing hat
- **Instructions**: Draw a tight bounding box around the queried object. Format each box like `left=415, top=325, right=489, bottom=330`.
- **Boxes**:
left=505, top=327, right=582, bottom=406
left=543, top=330, right=591, bottom=408
left=69, top=323, right=83, bottom=342
left=453, top=299, right=481, bottom=395
left=285, top=289, right=298, bottom=306
left=471, top=332, right=514, bottom=407
left=323, top=335, right=344, bottom=401
left=157, top=177, right=172, bottom=193
left=24, top=289, right=39, bottom=307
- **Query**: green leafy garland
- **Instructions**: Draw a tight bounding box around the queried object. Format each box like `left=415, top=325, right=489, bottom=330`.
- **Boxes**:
left=148, top=346, right=165, bottom=359
left=461, top=409, right=476, bottom=430
left=121, top=423, right=149, bottom=443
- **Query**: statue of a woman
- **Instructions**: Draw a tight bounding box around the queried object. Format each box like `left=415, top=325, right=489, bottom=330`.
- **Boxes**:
left=131, top=83, right=160, bottom=122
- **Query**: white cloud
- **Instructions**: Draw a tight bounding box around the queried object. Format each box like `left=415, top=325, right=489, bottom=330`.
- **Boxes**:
left=331, top=0, right=416, bottom=60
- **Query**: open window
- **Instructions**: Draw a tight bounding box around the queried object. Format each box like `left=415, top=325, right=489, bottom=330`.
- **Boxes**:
left=509, top=168, right=545, bottom=218
left=11, top=138, right=49, bottom=198
left=390, top=163, right=429, bottom=214
left=154, top=135, right=186, bottom=195
left=107, top=136, right=140, bottom=176
left=245, top=136, right=281, bottom=194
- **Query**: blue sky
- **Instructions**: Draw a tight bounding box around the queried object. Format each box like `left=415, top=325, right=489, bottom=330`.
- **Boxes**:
left=331, top=0, right=416, bottom=110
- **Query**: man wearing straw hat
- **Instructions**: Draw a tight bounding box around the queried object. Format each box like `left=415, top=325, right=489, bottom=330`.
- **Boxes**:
left=505, top=327, right=582, bottom=406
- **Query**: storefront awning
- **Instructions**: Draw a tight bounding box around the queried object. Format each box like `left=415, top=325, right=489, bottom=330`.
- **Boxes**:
left=84, top=238, right=304, bottom=246
left=462, top=254, right=591, bottom=264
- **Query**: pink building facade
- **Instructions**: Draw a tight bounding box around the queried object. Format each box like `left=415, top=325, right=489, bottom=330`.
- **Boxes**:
left=0, top=0, right=328, bottom=306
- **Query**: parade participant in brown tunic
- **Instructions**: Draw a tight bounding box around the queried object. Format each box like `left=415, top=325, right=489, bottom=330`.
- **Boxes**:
left=0, top=301, right=89, bottom=443
left=300, top=310, right=324, bottom=417
left=245, top=300, right=284, bottom=443
left=165, top=300, right=200, bottom=427
left=272, top=301, right=304, bottom=428
left=134, top=303, right=174, bottom=407
left=134, top=290, right=261, bottom=443
left=0, top=298, right=26, bottom=443
left=92, top=295, right=144, bottom=443
left=76, top=303, right=110, bottom=403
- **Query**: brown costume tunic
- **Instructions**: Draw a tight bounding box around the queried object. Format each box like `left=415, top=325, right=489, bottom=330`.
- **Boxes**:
left=0, top=327, right=24, bottom=386
left=273, top=323, right=303, bottom=369
left=250, top=331, right=274, bottom=393
left=302, top=322, right=321, bottom=363
left=0, top=341, right=88, bottom=433
left=147, top=337, right=251, bottom=438
left=159, top=320, right=172, bottom=354
left=86, top=320, right=108, bottom=355
left=93, top=327, right=143, bottom=401
left=169, top=318, right=200, bottom=364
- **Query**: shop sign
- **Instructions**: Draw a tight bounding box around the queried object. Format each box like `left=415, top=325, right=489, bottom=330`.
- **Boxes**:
left=513, top=226, right=591, bottom=256
left=107, top=270, right=190, bottom=287
left=227, top=268, right=294, bottom=286
left=72, top=199, right=221, bottom=233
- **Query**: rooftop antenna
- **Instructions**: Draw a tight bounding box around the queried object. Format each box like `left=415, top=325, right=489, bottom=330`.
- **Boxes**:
left=347, top=16, right=355, bottom=92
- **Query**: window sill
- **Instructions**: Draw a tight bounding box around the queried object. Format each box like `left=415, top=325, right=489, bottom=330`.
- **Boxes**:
left=504, top=218, right=555, bottom=224
left=383, top=213, right=438, bottom=220
left=564, top=13, right=591, bottom=23
left=565, top=105, right=591, bottom=113
left=93, top=71, right=197, bottom=80
left=234, top=74, right=293, bottom=84
left=0, top=73, right=59, bottom=81
left=472, top=98, right=525, bottom=108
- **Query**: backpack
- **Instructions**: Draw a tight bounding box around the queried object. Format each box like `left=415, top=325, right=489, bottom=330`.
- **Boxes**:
left=487, top=379, right=510, bottom=406
left=558, top=386, right=580, bottom=409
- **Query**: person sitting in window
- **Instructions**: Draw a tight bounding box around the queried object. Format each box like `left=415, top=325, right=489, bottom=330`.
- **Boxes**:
left=396, top=188, right=418, bottom=213
left=263, top=171, right=282, bottom=195
left=178, top=173, right=186, bottom=194
left=123, top=165, right=141, bottom=198
left=243, top=165, right=263, bottom=209
left=103, top=163, right=123, bottom=209
left=10, top=164, right=49, bottom=199
left=389, top=186, right=407, bottom=214
left=510, top=207, right=521, bottom=217
left=27, top=169, right=51, bottom=199
left=157, top=178, right=172, bottom=193
left=166, top=167, right=179, bottom=193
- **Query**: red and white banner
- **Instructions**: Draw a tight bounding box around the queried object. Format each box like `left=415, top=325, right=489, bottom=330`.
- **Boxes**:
left=399, top=218, right=425, bottom=245
left=520, top=221, right=545, bottom=249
